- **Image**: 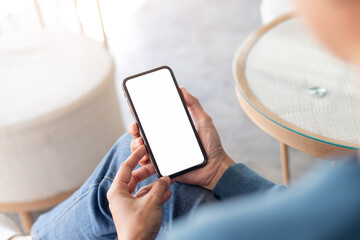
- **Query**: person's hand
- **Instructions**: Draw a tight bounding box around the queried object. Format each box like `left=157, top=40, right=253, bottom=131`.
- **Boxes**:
left=129, top=87, right=235, bottom=191
left=107, top=146, right=172, bottom=240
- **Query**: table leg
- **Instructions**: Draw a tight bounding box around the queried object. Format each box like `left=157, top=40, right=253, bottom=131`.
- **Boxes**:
left=280, top=142, right=290, bottom=185
left=18, top=211, right=34, bottom=234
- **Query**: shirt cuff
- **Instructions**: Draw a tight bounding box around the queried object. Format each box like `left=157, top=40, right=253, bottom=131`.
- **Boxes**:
left=212, top=163, right=281, bottom=200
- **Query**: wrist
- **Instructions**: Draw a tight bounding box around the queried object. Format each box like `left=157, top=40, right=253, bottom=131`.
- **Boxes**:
left=204, top=155, right=235, bottom=191
left=118, top=228, right=149, bottom=240
left=116, top=221, right=158, bottom=240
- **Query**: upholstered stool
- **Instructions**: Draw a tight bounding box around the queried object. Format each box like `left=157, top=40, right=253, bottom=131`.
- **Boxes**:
left=0, top=31, right=124, bottom=232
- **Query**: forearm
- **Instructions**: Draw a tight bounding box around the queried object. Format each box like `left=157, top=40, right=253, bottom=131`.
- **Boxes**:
left=212, top=163, right=287, bottom=200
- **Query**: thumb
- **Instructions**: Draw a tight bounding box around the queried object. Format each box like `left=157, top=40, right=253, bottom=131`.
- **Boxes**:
left=146, top=176, right=171, bottom=205
left=180, top=87, right=212, bottom=126
left=180, top=87, right=203, bottom=111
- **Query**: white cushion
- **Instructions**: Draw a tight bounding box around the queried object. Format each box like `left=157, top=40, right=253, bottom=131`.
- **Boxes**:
left=0, top=31, right=125, bottom=202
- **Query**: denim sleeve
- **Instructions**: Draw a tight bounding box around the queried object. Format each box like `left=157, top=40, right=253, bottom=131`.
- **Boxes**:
left=212, top=163, right=286, bottom=200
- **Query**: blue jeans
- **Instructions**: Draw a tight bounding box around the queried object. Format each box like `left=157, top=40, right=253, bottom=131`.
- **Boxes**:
left=30, top=133, right=218, bottom=239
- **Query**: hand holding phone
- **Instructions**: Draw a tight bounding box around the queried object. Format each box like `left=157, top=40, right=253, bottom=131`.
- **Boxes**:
left=123, top=66, right=207, bottom=178
left=125, top=66, right=235, bottom=190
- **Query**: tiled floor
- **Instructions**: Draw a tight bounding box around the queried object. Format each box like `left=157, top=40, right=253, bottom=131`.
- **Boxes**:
left=105, top=0, right=325, bottom=184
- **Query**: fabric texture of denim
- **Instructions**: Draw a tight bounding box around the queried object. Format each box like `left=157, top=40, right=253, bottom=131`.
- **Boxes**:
left=31, top=133, right=360, bottom=239
left=30, top=133, right=218, bottom=239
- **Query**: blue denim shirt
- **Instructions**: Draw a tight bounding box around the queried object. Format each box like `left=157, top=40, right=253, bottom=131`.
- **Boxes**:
left=170, top=157, right=360, bottom=240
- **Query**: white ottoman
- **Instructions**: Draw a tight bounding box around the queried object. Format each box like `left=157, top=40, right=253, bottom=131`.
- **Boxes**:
left=0, top=31, right=124, bottom=231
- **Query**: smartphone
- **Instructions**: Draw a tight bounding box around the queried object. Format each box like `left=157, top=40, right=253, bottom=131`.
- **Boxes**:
left=123, top=66, right=207, bottom=178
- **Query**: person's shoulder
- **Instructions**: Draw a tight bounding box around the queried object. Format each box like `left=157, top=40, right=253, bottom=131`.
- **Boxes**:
left=331, top=155, right=360, bottom=182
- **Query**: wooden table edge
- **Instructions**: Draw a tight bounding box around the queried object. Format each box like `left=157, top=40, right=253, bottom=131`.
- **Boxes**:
left=232, top=13, right=360, bottom=157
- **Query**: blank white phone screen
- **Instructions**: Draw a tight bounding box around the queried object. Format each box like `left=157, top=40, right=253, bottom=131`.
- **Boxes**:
left=125, top=68, right=205, bottom=176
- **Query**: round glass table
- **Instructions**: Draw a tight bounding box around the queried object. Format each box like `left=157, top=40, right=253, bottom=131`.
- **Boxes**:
left=233, top=14, right=360, bottom=185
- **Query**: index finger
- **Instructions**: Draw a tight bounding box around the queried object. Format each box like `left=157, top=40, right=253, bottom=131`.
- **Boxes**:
left=112, top=145, right=147, bottom=191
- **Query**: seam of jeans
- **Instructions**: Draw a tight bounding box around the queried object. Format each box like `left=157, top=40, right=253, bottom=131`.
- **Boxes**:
left=34, top=182, right=100, bottom=238
left=160, top=226, right=167, bottom=233
left=104, top=176, right=114, bottom=181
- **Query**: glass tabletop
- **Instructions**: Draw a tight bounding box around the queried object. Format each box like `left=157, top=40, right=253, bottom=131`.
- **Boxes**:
left=233, top=16, right=360, bottom=150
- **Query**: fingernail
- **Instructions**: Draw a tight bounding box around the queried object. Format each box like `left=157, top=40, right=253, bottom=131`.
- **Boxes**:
left=137, top=188, right=149, bottom=196
left=136, top=137, right=141, bottom=144
left=162, top=176, right=171, bottom=185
